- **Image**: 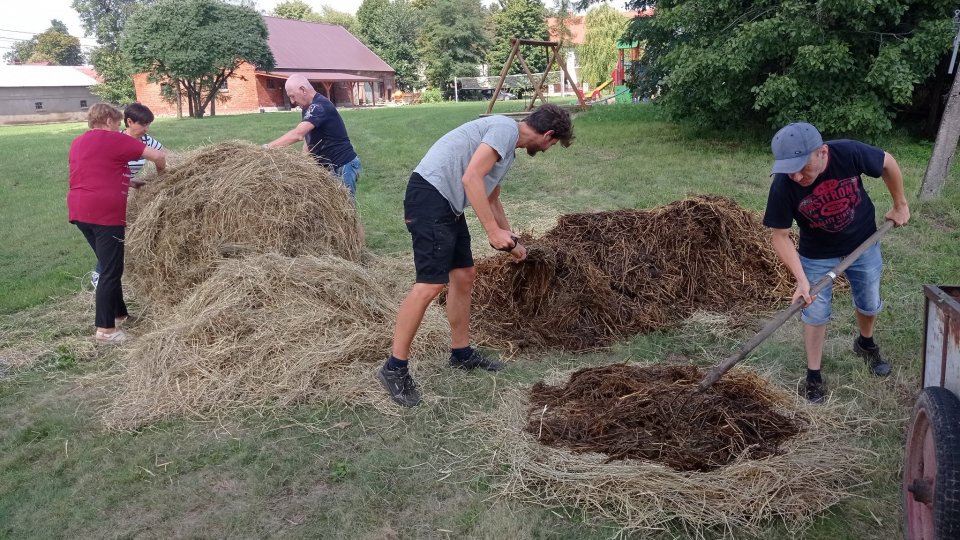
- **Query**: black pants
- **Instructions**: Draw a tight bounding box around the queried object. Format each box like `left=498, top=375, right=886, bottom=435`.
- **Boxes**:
left=75, top=222, right=128, bottom=328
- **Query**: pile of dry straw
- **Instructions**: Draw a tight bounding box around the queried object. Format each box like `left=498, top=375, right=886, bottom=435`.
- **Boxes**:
left=470, top=195, right=794, bottom=352
left=126, top=141, right=365, bottom=310
left=470, top=364, right=870, bottom=536
left=105, top=142, right=448, bottom=430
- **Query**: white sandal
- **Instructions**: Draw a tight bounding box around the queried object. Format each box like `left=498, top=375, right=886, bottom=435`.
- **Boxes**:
left=95, top=330, right=130, bottom=343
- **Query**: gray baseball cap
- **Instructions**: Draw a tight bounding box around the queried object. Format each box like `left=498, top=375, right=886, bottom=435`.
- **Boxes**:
left=770, top=122, right=823, bottom=174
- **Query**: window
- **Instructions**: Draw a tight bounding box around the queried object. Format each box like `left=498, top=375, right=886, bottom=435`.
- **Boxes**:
left=35, top=102, right=43, bottom=110
left=80, top=100, right=88, bottom=108
left=219, top=79, right=229, bottom=92
left=266, top=79, right=276, bottom=90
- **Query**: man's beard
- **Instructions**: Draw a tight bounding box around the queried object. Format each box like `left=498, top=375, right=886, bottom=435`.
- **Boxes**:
left=526, top=148, right=540, bottom=157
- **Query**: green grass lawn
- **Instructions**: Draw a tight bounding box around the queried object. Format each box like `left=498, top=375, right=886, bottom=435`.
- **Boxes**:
left=1, top=101, right=959, bottom=538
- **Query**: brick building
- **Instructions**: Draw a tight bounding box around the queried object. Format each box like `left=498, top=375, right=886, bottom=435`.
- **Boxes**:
left=134, top=16, right=396, bottom=116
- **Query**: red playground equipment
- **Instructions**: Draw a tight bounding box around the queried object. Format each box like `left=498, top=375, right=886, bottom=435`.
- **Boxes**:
left=589, top=40, right=642, bottom=103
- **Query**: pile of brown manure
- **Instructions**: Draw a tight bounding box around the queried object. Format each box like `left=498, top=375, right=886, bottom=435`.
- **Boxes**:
left=470, top=195, right=793, bottom=351
left=526, top=364, right=803, bottom=471
left=469, top=365, right=869, bottom=535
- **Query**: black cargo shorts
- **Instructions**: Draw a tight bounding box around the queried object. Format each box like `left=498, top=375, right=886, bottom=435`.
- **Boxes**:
left=404, top=173, right=473, bottom=284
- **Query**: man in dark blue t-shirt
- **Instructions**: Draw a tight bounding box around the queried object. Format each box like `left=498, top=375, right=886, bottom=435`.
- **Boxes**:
left=763, top=122, right=910, bottom=404
left=265, top=74, right=362, bottom=196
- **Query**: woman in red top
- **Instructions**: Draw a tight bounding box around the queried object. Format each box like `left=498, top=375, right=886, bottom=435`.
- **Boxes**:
left=68, top=103, right=166, bottom=343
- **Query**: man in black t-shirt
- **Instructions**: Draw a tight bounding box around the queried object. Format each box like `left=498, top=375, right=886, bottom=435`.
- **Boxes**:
left=763, top=122, right=910, bottom=403
left=265, top=74, right=362, bottom=196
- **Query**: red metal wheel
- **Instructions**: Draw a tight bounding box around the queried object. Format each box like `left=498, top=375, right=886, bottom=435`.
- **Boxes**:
left=903, top=387, right=960, bottom=540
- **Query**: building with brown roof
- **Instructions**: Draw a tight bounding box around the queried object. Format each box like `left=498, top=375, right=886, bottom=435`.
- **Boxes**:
left=133, top=16, right=397, bottom=116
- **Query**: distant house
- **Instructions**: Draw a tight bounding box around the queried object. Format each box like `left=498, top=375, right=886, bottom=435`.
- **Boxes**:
left=0, top=65, right=102, bottom=125
left=134, top=16, right=397, bottom=116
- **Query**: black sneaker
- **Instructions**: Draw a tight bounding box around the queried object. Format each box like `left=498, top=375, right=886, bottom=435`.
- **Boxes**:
left=449, top=349, right=504, bottom=372
left=852, top=339, right=892, bottom=377
left=377, top=364, right=421, bottom=407
left=800, top=378, right=827, bottom=405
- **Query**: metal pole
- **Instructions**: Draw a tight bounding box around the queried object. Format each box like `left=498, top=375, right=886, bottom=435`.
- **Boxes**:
left=454, top=77, right=458, bottom=102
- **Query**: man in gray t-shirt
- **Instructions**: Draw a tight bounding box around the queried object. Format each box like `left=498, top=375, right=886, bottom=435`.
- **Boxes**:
left=378, top=104, right=576, bottom=407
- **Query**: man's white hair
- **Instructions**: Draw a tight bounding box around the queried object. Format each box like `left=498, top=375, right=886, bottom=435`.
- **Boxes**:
left=284, top=73, right=311, bottom=92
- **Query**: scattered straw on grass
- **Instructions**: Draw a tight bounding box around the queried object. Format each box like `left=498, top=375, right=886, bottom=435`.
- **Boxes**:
left=102, top=253, right=449, bottom=430
left=467, top=364, right=869, bottom=536
left=470, top=195, right=793, bottom=352
left=0, top=291, right=101, bottom=375
left=125, top=141, right=364, bottom=312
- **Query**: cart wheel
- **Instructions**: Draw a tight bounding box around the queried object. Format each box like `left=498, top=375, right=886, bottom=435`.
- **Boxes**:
left=904, top=387, right=960, bottom=540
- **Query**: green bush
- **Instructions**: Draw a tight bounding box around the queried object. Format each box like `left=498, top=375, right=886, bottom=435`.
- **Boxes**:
left=625, top=0, right=954, bottom=137
left=421, top=87, right=444, bottom=103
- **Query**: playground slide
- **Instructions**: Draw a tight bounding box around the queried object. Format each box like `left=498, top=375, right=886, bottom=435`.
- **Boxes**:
left=589, top=79, right=613, bottom=99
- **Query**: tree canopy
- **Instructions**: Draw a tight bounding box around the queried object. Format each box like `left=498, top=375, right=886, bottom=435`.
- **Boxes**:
left=357, top=0, right=421, bottom=90
left=73, top=0, right=154, bottom=105
left=72, top=0, right=153, bottom=49
left=578, top=4, right=627, bottom=87
left=419, top=0, right=491, bottom=92
left=2, top=20, right=84, bottom=65
left=619, top=0, right=955, bottom=136
left=487, top=0, right=550, bottom=74
left=272, top=1, right=358, bottom=33
left=121, top=0, right=274, bottom=117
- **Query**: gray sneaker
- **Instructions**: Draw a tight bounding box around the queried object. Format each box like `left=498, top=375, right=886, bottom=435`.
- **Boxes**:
left=852, top=339, right=892, bottom=377
left=377, top=364, right=421, bottom=407
left=449, top=349, right=504, bottom=372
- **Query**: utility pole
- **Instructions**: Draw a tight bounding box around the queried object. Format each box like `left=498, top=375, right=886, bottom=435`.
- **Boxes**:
left=919, top=10, right=960, bottom=199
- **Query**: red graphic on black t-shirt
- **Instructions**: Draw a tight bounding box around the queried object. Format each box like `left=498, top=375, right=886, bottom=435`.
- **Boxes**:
left=797, top=177, right=861, bottom=232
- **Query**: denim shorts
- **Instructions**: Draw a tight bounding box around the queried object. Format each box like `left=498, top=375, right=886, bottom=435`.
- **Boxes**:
left=404, top=173, right=473, bottom=284
left=798, top=242, right=884, bottom=326
left=334, top=156, right=361, bottom=196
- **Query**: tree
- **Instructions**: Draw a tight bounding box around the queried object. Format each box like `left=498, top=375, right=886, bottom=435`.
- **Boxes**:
left=319, top=6, right=359, bottom=34
left=488, top=0, right=550, bottom=75
left=73, top=1, right=153, bottom=105
left=419, top=0, right=490, bottom=93
left=578, top=4, right=626, bottom=87
left=273, top=0, right=316, bottom=20
left=3, top=39, right=36, bottom=65
left=272, top=1, right=358, bottom=33
left=88, top=47, right=138, bottom=103
left=357, top=0, right=421, bottom=90
left=548, top=0, right=575, bottom=48
left=29, top=29, right=85, bottom=65
left=2, top=20, right=83, bottom=65
left=615, top=0, right=955, bottom=136
left=72, top=0, right=153, bottom=49
left=122, top=0, right=275, bottom=118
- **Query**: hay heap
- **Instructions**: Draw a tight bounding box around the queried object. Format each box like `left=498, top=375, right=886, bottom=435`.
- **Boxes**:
left=470, top=195, right=793, bottom=351
left=479, top=365, right=868, bottom=535
left=125, top=141, right=364, bottom=311
left=104, top=253, right=449, bottom=430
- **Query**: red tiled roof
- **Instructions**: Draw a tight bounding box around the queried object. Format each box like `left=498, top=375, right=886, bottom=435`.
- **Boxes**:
left=74, top=65, right=102, bottom=83
left=262, top=16, right=394, bottom=73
